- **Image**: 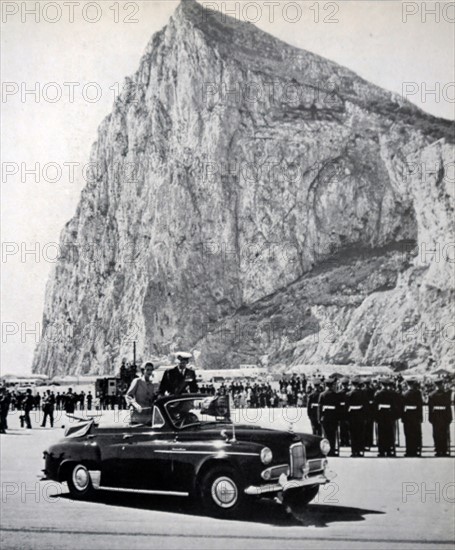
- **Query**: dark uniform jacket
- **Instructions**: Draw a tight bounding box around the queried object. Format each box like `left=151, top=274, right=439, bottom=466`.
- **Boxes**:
left=373, top=389, right=400, bottom=421
left=42, top=394, right=55, bottom=412
left=401, top=388, right=423, bottom=423
left=64, top=393, right=77, bottom=413
left=0, top=393, right=11, bottom=414
left=363, top=386, right=375, bottom=414
left=318, top=389, right=340, bottom=423
left=428, top=389, right=452, bottom=424
left=346, top=388, right=369, bottom=416
left=307, top=390, right=321, bottom=422
left=159, top=366, right=199, bottom=396
left=23, top=394, right=34, bottom=412
left=337, top=388, right=349, bottom=421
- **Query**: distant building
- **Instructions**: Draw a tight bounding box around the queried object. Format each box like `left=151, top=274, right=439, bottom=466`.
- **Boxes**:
left=152, top=365, right=268, bottom=384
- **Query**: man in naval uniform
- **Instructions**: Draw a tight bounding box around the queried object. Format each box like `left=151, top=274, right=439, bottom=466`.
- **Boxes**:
left=159, top=352, right=199, bottom=396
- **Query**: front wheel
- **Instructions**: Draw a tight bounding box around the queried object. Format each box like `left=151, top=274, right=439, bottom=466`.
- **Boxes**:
left=67, top=463, right=95, bottom=499
left=283, top=485, right=319, bottom=520
left=199, top=465, right=245, bottom=518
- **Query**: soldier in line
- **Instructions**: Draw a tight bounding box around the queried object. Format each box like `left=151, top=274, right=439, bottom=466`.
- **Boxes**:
left=318, top=376, right=340, bottom=456
left=428, top=378, right=452, bottom=457
left=337, top=378, right=351, bottom=447
left=401, top=378, right=423, bottom=457
left=307, top=378, right=323, bottom=436
left=0, top=387, right=11, bottom=434
left=346, top=376, right=368, bottom=457
left=373, top=378, right=400, bottom=457
left=87, top=391, right=93, bottom=410
left=363, top=379, right=376, bottom=450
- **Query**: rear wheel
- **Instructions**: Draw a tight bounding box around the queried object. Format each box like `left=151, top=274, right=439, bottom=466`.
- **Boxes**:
left=283, top=485, right=319, bottom=520
left=199, top=465, right=245, bottom=518
left=67, top=464, right=95, bottom=499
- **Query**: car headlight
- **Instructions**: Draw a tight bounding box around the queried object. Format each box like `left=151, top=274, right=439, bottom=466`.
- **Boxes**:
left=260, top=447, right=273, bottom=465
left=320, top=438, right=331, bottom=456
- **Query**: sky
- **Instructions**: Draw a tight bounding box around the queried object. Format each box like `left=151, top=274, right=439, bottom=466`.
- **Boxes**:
left=1, top=0, right=454, bottom=376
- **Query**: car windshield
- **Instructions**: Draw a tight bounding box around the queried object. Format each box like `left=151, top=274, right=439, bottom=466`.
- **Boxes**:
left=165, top=397, right=230, bottom=429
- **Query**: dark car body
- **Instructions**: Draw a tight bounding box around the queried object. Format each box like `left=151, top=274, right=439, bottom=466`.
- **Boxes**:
left=42, top=394, right=335, bottom=517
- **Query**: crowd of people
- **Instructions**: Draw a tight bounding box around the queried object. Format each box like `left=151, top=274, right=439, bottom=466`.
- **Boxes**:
left=0, top=382, right=216, bottom=432
left=213, top=373, right=453, bottom=458
left=221, top=373, right=454, bottom=410
left=1, top=388, right=95, bottom=412
left=1, top=366, right=453, bottom=459
left=0, top=387, right=96, bottom=431
left=227, top=373, right=453, bottom=458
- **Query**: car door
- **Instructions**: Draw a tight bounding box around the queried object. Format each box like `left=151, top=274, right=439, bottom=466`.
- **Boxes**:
left=99, top=406, right=177, bottom=491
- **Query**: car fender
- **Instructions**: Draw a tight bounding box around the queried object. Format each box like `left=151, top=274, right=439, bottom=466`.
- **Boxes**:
left=193, top=442, right=264, bottom=492
left=55, top=442, right=102, bottom=482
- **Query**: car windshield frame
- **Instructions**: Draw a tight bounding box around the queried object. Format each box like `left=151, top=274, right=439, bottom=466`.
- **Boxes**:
left=164, top=397, right=230, bottom=430
left=152, top=405, right=166, bottom=428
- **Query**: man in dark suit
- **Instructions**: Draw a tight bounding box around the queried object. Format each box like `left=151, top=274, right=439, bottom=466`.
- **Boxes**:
left=22, top=389, right=34, bottom=429
left=64, top=388, right=76, bottom=414
left=159, top=352, right=199, bottom=396
left=41, top=390, right=55, bottom=428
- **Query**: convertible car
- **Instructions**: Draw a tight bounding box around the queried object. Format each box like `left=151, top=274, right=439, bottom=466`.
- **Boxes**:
left=41, top=394, right=336, bottom=518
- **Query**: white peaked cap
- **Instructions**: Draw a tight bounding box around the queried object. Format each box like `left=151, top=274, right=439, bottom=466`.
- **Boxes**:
left=176, top=351, right=192, bottom=359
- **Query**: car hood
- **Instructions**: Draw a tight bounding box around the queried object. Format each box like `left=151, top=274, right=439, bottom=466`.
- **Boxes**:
left=234, top=425, right=324, bottom=459
left=186, top=424, right=323, bottom=460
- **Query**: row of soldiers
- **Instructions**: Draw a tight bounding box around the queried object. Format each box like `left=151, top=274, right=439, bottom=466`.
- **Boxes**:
left=0, top=387, right=96, bottom=431
left=307, top=375, right=452, bottom=457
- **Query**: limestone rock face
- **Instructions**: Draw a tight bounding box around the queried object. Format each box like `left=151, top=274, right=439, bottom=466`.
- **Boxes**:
left=32, top=0, right=454, bottom=376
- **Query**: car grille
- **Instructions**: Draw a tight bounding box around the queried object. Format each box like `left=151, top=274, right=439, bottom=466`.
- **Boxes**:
left=289, top=442, right=306, bottom=479
left=307, top=458, right=324, bottom=474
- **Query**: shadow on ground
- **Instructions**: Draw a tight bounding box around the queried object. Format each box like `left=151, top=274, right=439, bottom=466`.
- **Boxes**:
left=54, top=490, right=383, bottom=528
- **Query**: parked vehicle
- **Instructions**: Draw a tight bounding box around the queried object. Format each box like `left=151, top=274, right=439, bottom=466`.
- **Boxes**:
left=41, top=394, right=335, bottom=518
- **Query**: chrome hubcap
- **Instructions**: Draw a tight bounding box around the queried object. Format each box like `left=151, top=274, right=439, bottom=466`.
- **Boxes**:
left=211, top=476, right=238, bottom=508
left=72, top=466, right=89, bottom=491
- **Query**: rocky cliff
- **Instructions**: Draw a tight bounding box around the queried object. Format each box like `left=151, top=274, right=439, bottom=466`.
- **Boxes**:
left=32, top=0, right=454, bottom=376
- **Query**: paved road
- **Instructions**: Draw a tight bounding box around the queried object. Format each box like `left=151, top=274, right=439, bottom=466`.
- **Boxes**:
left=1, top=412, right=454, bottom=550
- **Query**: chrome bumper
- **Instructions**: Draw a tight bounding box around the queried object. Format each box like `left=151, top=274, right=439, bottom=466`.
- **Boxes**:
left=244, top=469, right=336, bottom=496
